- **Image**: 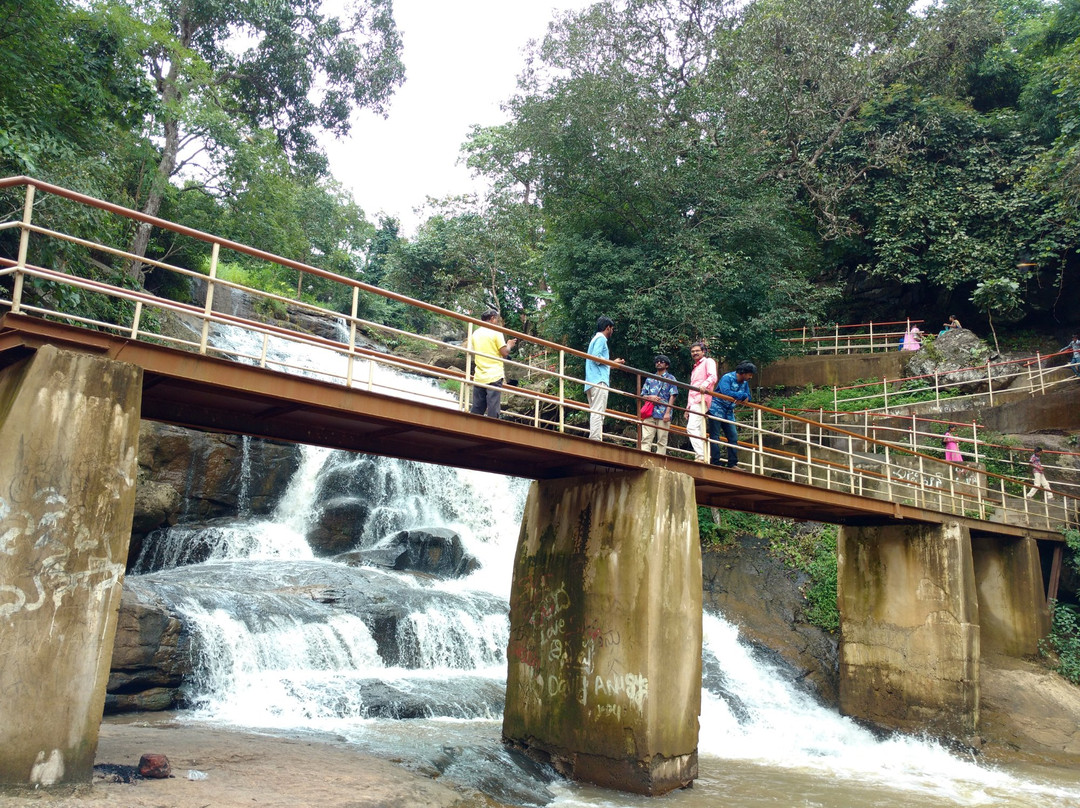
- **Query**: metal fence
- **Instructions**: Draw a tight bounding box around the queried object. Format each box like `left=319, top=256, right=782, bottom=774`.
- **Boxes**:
left=1, top=176, right=1075, bottom=534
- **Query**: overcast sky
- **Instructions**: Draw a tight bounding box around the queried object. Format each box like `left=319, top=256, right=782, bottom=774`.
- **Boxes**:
left=323, top=0, right=593, bottom=236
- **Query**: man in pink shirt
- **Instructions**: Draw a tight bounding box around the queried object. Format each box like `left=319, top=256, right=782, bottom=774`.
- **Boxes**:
left=687, top=342, right=718, bottom=462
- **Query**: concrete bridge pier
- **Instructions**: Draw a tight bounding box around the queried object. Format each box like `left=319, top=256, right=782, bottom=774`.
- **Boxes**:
left=503, top=468, right=702, bottom=796
left=971, top=535, right=1050, bottom=656
left=838, top=521, right=981, bottom=736
left=0, top=346, right=142, bottom=785
left=839, top=522, right=1052, bottom=737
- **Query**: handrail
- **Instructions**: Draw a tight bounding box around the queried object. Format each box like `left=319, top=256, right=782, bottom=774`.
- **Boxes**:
left=2, top=176, right=1075, bottom=535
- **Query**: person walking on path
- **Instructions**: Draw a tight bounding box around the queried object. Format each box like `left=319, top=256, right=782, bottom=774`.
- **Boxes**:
left=1063, top=334, right=1080, bottom=377
left=943, top=428, right=963, bottom=463
left=708, top=361, right=756, bottom=468
left=585, top=316, right=625, bottom=441
left=640, top=355, right=679, bottom=455
left=686, top=342, right=718, bottom=462
left=468, top=310, right=517, bottom=418
left=1024, top=446, right=1054, bottom=501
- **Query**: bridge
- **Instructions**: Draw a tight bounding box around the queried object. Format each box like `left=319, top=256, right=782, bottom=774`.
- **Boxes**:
left=0, top=177, right=1074, bottom=794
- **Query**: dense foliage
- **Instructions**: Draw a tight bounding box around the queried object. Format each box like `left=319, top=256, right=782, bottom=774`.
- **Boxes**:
left=2, top=0, right=1079, bottom=377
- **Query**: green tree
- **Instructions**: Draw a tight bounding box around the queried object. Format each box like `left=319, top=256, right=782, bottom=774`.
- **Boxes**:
left=123, top=0, right=405, bottom=278
left=468, top=0, right=833, bottom=382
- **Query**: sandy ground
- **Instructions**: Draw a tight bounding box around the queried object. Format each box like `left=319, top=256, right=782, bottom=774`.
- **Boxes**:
left=0, top=717, right=501, bottom=808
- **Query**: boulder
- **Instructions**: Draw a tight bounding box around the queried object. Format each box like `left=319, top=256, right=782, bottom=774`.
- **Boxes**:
left=903, top=329, right=1017, bottom=394
left=134, top=422, right=299, bottom=535
left=105, top=583, right=193, bottom=713
left=336, top=527, right=480, bottom=579
left=306, top=497, right=371, bottom=556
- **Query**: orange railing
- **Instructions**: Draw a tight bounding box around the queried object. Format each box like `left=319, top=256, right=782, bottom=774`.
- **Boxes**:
left=1, top=176, right=1076, bottom=533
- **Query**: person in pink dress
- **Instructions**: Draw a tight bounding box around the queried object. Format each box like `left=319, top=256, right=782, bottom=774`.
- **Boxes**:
left=901, top=326, right=922, bottom=351
left=943, top=428, right=962, bottom=463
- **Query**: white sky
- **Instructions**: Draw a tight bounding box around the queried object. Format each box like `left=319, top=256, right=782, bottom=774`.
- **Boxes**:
left=324, top=0, right=593, bottom=236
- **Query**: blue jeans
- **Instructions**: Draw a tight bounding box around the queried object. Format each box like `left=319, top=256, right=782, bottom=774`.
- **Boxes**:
left=1071, top=356, right=1080, bottom=377
left=708, top=415, right=739, bottom=467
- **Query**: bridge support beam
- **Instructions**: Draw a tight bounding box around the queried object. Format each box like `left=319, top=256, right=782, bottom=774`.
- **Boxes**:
left=0, top=346, right=141, bottom=786
left=971, top=536, right=1050, bottom=657
left=503, top=468, right=702, bottom=795
left=838, top=521, right=979, bottom=736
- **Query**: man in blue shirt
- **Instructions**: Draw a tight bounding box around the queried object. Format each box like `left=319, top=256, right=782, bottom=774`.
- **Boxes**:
left=584, top=316, right=625, bottom=441
left=708, top=361, right=756, bottom=467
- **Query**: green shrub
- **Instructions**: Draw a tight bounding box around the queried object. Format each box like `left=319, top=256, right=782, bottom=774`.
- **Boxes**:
left=803, top=527, right=839, bottom=633
left=1041, top=601, right=1080, bottom=686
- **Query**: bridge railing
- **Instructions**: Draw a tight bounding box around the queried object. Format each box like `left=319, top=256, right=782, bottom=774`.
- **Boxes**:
left=776, top=320, right=924, bottom=355
left=1, top=177, right=1075, bottom=533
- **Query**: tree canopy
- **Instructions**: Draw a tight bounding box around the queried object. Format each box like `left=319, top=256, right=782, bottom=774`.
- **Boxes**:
left=2, top=0, right=1078, bottom=377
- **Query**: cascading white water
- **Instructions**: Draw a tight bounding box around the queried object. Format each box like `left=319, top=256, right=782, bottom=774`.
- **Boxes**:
left=127, top=312, right=1080, bottom=808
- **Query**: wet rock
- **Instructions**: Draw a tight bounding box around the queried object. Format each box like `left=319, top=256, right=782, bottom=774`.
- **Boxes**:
left=105, top=582, right=193, bottom=714
left=306, top=497, right=371, bottom=555
left=335, top=527, right=480, bottom=579
left=133, top=422, right=299, bottom=546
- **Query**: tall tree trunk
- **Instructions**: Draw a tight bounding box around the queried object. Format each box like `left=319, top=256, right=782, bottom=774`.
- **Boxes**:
left=126, top=50, right=185, bottom=282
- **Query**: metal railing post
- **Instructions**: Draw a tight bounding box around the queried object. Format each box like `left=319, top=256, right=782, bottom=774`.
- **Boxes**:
left=934, top=370, right=940, bottom=408
left=347, top=287, right=359, bottom=389
left=882, top=377, right=888, bottom=413
left=971, top=422, right=980, bottom=468
left=558, top=350, right=566, bottom=433
left=129, top=301, right=143, bottom=338
left=11, top=183, right=36, bottom=314
left=869, top=321, right=874, bottom=352
left=756, top=408, right=764, bottom=475
left=986, top=360, right=993, bottom=407
left=464, top=322, right=474, bottom=413
left=884, top=446, right=894, bottom=501
left=199, top=242, right=221, bottom=354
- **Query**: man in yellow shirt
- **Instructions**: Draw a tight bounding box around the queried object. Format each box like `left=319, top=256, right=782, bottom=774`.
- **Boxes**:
left=469, top=309, right=517, bottom=418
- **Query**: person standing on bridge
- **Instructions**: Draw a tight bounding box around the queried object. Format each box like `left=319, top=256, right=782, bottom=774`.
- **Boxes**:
left=468, top=309, right=517, bottom=418
left=1024, top=446, right=1054, bottom=502
left=640, top=354, right=679, bottom=455
left=687, top=342, right=718, bottom=462
left=708, top=361, right=756, bottom=468
left=585, top=316, right=625, bottom=441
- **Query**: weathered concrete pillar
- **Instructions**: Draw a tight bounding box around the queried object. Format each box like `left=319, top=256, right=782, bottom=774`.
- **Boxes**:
left=0, top=346, right=142, bottom=785
left=503, top=468, right=701, bottom=796
left=838, top=521, right=979, bottom=736
left=971, top=536, right=1050, bottom=657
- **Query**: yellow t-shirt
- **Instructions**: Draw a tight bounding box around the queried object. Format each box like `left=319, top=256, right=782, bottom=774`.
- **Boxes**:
left=470, top=326, right=506, bottom=384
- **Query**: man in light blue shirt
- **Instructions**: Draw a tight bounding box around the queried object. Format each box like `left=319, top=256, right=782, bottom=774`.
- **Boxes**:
left=585, top=316, right=625, bottom=441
